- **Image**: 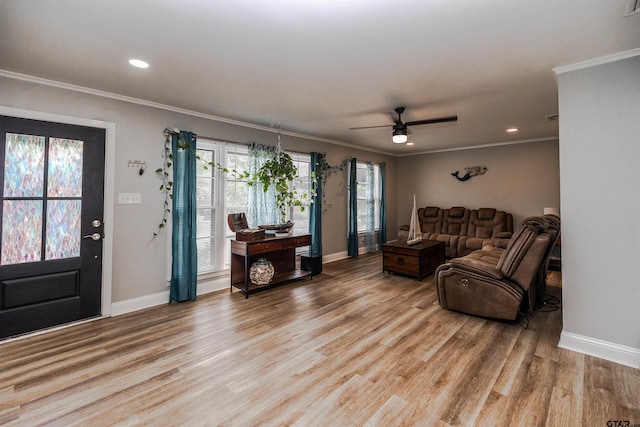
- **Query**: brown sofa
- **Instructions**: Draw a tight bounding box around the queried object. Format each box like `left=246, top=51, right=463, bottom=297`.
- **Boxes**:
left=398, top=206, right=513, bottom=258
left=434, top=215, right=560, bottom=320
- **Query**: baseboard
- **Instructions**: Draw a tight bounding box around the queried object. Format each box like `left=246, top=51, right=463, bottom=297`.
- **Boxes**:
left=559, top=330, right=640, bottom=369
left=111, top=276, right=228, bottom=317
left=323, top=251, right=349, bottom=264
left=110, top=251, right=375, bottom=317
left=323, top=246, right=386, bottom=264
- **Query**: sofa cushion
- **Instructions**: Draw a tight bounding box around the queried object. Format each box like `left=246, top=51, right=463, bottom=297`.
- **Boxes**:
left=417, top=207, right=442, bottom=234
left=496, top=225, right=537, bottom=277
left=424, top=206, right=440, bottom=217
left=449, top=206, right=466, bottom=217
left=468, top=209, right=511, bottom=239
left=477, top=208, right=496, bottom=220
left=474, top=227, right=493, bottom=239
left=443, top=208, right=469, bottom=237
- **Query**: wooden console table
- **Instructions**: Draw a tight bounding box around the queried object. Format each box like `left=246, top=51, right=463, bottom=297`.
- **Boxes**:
left=230, top=233, right=312, bottom=298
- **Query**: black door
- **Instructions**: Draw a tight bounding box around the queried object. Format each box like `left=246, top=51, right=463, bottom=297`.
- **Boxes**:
left=0, top=115, right=105, bottom=339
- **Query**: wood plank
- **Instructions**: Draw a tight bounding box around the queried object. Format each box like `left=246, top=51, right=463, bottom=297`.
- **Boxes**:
left=0, top=386, right=19, bottom=424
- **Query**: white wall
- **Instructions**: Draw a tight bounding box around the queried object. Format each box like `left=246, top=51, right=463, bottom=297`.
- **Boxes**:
left=556, top=53, right=640, bottom=367
left=396, top=140, right=560, bottom=229
left=1, top=75, right=397, bottom=304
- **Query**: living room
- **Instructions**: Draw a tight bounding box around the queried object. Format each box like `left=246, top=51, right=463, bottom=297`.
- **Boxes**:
left=1, top=1, right=639, bottom=424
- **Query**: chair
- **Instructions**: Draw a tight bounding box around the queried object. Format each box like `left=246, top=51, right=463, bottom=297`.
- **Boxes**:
left=435, top=216, right=558, bottom=320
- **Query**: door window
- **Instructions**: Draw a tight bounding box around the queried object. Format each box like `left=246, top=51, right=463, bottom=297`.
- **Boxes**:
left=1, top=133, right=84, bottom=265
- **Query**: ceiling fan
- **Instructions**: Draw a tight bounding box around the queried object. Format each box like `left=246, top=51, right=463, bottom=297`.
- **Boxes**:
left=349, top=107, right=457, bottom=144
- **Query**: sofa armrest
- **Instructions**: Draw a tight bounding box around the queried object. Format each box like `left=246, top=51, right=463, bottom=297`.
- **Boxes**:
left=448, top=257, right=504, bottom=280
left=492, top=239, right=511, bottom=249
left=494, top=231, right=512, bottom=239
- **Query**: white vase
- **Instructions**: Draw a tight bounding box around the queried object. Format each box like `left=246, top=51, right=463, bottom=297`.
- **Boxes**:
left=249, top=258, right=274, bottom=285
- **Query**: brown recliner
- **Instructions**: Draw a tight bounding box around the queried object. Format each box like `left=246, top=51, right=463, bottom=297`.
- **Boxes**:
left=432, top=207, right=470, bottom=258
left=457, top=208, right=513, bottom=256
left=435, top=216, right=558, bottom=320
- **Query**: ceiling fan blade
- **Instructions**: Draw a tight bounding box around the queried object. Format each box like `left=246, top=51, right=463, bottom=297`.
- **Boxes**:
left=405, top=115, right=458, bottom=127
left=349, top=124, right=392, bottom=130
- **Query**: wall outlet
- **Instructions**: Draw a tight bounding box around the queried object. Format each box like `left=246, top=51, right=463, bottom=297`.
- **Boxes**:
left=118, top=193, right=142, bottom=204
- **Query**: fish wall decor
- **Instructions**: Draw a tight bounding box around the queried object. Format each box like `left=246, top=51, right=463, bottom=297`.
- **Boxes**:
left=451, top=166, right=487, bottom=181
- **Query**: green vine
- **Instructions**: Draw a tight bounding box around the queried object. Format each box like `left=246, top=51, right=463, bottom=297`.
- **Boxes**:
left=153, top=127, right=313, bottom=238
left=312, top=153, right=343, bottom=213
left=152, top=128, right=176, bottom=238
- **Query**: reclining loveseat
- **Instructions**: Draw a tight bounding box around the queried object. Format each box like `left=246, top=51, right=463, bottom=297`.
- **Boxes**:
left=434, top=215, right=560, bottom=320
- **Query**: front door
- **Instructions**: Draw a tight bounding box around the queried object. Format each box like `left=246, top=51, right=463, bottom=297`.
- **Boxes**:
left=0, top=115, right=105, bottom=339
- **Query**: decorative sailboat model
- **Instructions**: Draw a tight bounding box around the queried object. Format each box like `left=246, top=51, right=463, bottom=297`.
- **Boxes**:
left=406, top=194, right=422, bottom=245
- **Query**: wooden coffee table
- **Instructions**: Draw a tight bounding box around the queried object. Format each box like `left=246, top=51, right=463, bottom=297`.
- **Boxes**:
left=383, top=240, right=445, bottom=280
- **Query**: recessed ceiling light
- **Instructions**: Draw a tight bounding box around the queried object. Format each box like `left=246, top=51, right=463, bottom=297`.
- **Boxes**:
left=506, top=127, right=519, bottom=133
left=406, top=142, right=414, bottom=146
left=129, top=59, right=149, bottom=69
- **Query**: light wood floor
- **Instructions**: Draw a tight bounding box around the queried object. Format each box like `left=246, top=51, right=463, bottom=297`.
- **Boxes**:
left=1, top=253, right=638, bottom=426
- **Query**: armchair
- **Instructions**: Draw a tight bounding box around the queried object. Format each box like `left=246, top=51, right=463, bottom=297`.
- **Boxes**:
left=435, top=216, right=557, bottom=320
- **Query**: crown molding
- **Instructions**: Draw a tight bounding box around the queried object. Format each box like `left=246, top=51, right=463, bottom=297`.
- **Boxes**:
left=553, top=48, right=640, bottom=75
left=397, top=136, right=559, bottom=157
left=0, top=69, right=395, bottom=156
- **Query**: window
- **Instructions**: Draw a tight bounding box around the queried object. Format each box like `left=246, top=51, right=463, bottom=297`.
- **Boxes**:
left=288, top=151, right=311, bottom=236
left=355, top=162, right=380, bottom=232
left=195, top=140, right=223, bottom=274
left=195, top=139, right=310, bottom=275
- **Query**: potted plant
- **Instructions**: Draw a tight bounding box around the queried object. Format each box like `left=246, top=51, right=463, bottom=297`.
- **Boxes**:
left=250, top=145, right=310, bottom=232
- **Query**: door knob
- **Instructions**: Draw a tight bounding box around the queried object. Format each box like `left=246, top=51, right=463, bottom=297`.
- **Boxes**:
left=83, top=233, right=102, bottom=241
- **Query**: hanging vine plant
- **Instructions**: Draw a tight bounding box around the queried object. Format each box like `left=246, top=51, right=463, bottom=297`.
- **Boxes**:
left=312, top=152, right=343, bottom=213
left=153, top=127, right=313, bottom=239
left=152, top=128, right=178, bottom=238
left=248, top=144, right=311, bottom=225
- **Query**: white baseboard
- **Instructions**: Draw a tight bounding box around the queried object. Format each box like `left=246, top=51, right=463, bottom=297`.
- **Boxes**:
left=323, top=251, right=349, bottom=264
left=559, top=330, right=640, bottom=369
left=110, top=250, right=368, bottom=317
left=323, top=246, right=387, bottom=264
left=111, top=276, right=228, bottom=316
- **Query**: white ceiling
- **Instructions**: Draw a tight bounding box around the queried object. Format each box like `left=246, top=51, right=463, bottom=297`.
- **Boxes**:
left=1, top=0, right=639, bottom=155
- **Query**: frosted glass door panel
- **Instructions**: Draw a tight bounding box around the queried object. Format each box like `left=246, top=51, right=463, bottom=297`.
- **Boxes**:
left=1, top=200, right=43, bottom=265
left=45, top=200, right=82, bottom=260
left=47, top=138, right=83, bottom=197
left=3, top=133, right=45, bottom=197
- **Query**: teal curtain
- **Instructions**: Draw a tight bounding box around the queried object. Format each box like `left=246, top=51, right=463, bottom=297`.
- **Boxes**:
left=310, top=152, right=323, bottom=257
left=347, top=158, right=358, bottom=257
left=170, top=130, right=197, bottom=302
left=378, top=162, right=387, bottom=247
left=247, top=143, right=279, bottom=227
left=363, top=162, right=376, bottom=253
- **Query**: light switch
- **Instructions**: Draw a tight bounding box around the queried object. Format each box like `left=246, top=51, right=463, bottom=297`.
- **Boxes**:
left=118, top=193, right=142, bottom=204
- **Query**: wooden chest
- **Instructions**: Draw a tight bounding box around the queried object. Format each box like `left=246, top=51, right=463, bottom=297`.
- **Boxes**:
left=383, top=240, right=445, bottom=280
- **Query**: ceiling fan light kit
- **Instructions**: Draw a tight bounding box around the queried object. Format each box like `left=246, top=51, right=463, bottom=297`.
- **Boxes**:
left=392, top=128, right=408, bottom=143
left=349, top=106, right=458, bottom=145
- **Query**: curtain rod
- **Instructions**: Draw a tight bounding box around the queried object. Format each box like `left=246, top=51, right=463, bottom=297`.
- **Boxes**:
left=192, top=134, right=305, bottom=155
left=191, top=134, right=248, bottom=146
